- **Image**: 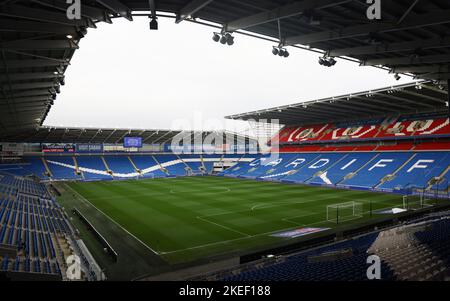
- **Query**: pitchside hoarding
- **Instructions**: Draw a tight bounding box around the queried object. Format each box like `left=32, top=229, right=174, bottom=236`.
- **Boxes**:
left=42, top=144, right=75, bottom=153
left=76, top=144, right=104, bottom=153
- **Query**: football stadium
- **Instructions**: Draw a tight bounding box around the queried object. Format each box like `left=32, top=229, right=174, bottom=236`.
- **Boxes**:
left=1, top=0, right=450, bottom=285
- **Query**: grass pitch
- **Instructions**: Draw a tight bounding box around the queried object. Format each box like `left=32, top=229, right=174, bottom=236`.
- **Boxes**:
left=64, top=176, right=405, bottom=265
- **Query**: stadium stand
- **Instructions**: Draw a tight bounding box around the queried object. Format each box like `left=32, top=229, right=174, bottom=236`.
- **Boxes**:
left=1, top=0, right=450, bottom=283
left=70, top=156, right=112, bottom=181
left=103, top=156, right=139, bottom=177
left=0, top=173, right=90, bottom=280
left=45, top=157, right=81, bottom=181
left=192, top=211, right=450, bottom=281
left=274, top=116, right=450, bottom=145
left=178, top=155, right=206, bottom=175
left=130, top=155, right=168, bottom=178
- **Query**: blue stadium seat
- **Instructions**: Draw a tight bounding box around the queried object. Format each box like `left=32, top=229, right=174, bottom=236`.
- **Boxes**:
left=130, top=155, right=168, bottom=178
left=45, top=156, right=81, bottom=180
left=282, top=153, right=346, bottom=183
left=379, top=152, right=450, bottom=191
left=341, top=152, right=414, bottom=189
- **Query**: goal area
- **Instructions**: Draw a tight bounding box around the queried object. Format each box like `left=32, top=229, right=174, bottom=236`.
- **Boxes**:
left=326, top=201, right=363, bottom=224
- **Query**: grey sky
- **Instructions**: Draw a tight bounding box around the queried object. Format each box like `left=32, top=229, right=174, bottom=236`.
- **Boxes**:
left=44, top=17, right=413, bottom=132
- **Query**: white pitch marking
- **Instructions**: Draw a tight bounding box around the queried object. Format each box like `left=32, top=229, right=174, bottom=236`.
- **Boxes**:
left=159, top=200, right=404, bottom=255
left=196, top=216, right=251, bottom=238
left=169, top=186, right=231, bottom=194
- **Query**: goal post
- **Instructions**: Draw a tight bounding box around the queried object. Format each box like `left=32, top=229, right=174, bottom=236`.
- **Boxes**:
left=403, top=193, right=433, bottom=210
left=326, top=201, right=363, bottom=224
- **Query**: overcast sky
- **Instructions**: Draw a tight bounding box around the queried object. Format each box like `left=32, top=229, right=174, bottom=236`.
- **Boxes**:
left=44, top=17, right=413, bottom=133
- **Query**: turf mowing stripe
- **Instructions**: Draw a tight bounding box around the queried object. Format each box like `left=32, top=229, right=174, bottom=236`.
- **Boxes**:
left=160, top=199, right=405, bottom=255
left=66, top=176, right=407, bottom=262
left=65, top=183, right=162, bottom=255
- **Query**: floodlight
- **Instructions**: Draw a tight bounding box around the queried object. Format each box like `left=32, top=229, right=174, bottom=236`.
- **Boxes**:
left=149, top=18, right=158, bottom=30
left=226, top=35, right=234, bottom=46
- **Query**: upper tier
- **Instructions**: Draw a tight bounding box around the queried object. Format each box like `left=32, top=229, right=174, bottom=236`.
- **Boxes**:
left=273, top=115, right=450, bottom=145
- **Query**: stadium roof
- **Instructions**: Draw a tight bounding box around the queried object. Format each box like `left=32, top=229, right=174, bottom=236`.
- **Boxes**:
left=226, top=81, right=449, bottom=125
left=0, top=126, right=255, bottom=144
left=1, top=0, right=450, bottom=136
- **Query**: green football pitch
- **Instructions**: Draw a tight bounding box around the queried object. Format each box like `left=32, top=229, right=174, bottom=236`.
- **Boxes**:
left=63, top=176, right=406, bottom=265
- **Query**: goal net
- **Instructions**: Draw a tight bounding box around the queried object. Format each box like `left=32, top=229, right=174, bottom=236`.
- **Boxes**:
left=402, top=193, right=433, bottom=210
left=326, top=201, right=363, bottom=223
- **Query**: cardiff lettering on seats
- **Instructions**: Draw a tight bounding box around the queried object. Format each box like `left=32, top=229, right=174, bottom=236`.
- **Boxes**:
left=309, top=159, right=330, bottom=169
left=368, top=159, right=394, bottom=171
left=263, top=158, right=283, bottom=167
left=340, top=159, right=358, bottom=170
left=407, top=160, right=435, bottom=173
left=285, top=158, right=306, bottom=168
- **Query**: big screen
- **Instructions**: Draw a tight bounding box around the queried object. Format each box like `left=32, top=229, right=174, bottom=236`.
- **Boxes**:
left=124, top=137, right=142, bottom=148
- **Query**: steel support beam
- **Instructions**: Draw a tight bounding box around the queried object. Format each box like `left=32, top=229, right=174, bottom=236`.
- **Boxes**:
left=0, top=59, right=69, bottom=69
left=95, top=0, right=132, bottom=21
left=0, top=96, right=50, bottom=103
left=0, top=19, right=77, bottom=34
left=392, top=65, right=450, bottom=74
left=364, top=54, right=450, bottom=67
left=0, top=40, right=78, bottom=50
left=284, top=9, right=450, bottom=46
left=1, top=81, right=57, bottom=91
left=31, top=0, right=112, bottom=23
left=416, top=73, right=450, bottom=80
left=330, top=36, right=450, bottom=57
left=0, top=89, right=51, bottom=98
left=176, top=0, right=214, bottom=23
left=0, top=4, right=94, bottom=27
left=400, top=90, right=446, bottom=104
left=0, top=72, right=63, bottom=82
left=226, top=0, right=351, bottom=32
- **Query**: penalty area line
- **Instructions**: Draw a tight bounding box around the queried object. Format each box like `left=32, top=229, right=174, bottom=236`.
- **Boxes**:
left=196, top=216, right=251, bottom=238
left=159, top=201, right=403, bottom=255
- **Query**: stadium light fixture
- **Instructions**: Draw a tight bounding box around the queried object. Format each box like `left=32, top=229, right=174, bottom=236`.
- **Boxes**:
left=212, top=33, right=220, bottom=42
left=272, top=46, right=289, bottom=58
left=226, top=34, right=234, bottom=46
left=272, top=47, right=279, bottom=55
left=77, top=27, right=88, bottom=38
left=319, top=56, right=337, bottom=67
left=55, top=66, right=63, bottom=74
left=213, top=32, right=235, bottom=46
left=149, top=16, right=158, bottom=30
